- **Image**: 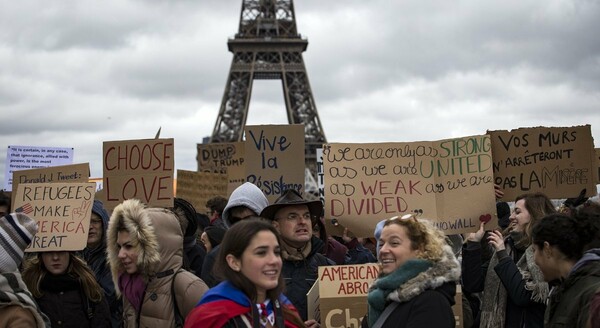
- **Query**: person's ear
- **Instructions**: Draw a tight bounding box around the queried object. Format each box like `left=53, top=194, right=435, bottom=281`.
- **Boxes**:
left=226, top=254, right=241, bottom=272
left=543, top=241, right=553, bottom=258
left=272, top=220, right=280, bottom=230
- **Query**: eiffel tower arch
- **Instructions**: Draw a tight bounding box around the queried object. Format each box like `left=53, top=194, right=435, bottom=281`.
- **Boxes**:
left=210, top=0, right=326, bottom=175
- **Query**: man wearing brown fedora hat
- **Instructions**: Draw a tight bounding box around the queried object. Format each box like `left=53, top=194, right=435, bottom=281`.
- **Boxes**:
left=261, top=189, right=333, bottom=327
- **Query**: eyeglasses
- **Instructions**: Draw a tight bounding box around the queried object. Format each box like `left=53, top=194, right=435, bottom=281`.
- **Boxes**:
left=278, top=212, right=313, bottom=222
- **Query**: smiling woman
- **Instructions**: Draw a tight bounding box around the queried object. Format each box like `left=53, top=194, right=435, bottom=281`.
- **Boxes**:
left=185, top=218, right=306, bottom=328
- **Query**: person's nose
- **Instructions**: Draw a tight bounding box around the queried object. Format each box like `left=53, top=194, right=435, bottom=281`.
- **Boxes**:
left=118, top=248, right=126, bottom=259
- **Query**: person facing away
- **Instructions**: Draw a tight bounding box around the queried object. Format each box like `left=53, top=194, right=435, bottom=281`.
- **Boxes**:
left=22, top=251, right=111, bottom=328
left=185, top=218, right=306, bottom=328
left=171, top=197, right=206, bottom=277
left=106, top=199, right=208, bottom=328
left=201, top=182, right=269, bottom=287
left=83, top=200, right=123, bottom=328
left=261, top=189, right=333, bottom=328
left=205, top=196, right=228, bottom=230
left=361, top=214, right=460, bottom=328
left=462, top=192, right=556, bottom=328
left=0, top=212, right=51, bottom=328
left=532, top=209, right=600, bottom=327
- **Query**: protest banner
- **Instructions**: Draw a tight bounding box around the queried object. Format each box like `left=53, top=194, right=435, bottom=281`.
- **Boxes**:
left=323, top=135, right=496, bottom=237
left=103, top=138, right=174, bottom=209
left=4, top=145, right=74, bottom=190
left=244, top=124, right=305, bottom=202
left=176, top=169, right=228, bottom=212
left=197, top=142, right=246, bottom=195
left=13, top=182, right=96, bottom=252
left=489, top=125, right=596, bottom=200
left=316, top=264, right=379, bottom=327
left=11, top=163, right=90, bottom=210
left=595, top=148, right=600, bottom=184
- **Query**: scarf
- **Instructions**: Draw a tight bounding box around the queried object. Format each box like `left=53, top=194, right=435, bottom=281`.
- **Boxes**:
left=280, top=239, right=312, bottom=261
left=0, top=272, right=51, bottom=328
left=480, top=236, right=549, bottom=328
left=367, top=259, right=432, bottom=327
left=118, top=273, right=146, bottom=313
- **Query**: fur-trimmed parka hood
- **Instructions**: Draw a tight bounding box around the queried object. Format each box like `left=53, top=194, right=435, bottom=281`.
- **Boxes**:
left=106, top=199, right=184, bottom=295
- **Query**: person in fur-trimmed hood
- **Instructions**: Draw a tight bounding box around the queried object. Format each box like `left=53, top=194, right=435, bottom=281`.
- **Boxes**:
left=106, top=199, right=208, bottom=328
left=361, top=214, right=461, bottom=328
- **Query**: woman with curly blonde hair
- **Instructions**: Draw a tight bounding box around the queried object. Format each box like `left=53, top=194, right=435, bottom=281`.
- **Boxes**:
left=22, top=251, right=111, bottom=327
left=361, top=214, right=461, bottom=328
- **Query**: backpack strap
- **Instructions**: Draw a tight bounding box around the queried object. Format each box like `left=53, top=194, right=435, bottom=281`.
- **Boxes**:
left=371, top=302, right=400, bottom=328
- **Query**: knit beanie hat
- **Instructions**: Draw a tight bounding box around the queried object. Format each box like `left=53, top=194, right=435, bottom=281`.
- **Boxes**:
left=0, top=213, right=38, bottom=272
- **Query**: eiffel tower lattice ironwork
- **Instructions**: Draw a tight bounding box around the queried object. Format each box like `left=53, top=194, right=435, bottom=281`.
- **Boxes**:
left=210, top=0, right=326, bottom=172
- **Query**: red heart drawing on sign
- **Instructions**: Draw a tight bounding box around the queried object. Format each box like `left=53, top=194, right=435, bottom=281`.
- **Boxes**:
left=479, top=214, right=492, bottom=224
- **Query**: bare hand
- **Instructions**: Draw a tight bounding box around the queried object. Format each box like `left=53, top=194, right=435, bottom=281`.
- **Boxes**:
left=467, top=222, right=486, bottom=243
left=487, top=230, right=505, bottom=251
left=494, top=184, right=504, bottom=199
left=305, top=319, right=320, bottom=328
left=342, top=228, right=352, bottom=244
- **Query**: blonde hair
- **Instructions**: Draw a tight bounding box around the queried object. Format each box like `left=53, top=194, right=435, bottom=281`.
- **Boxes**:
left=383, top=217, right=447, bottom=262
left=22, top=252, right=104, bottom=302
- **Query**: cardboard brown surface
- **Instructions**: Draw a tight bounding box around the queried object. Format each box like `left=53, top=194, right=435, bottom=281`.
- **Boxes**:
left=14, top=182, right=96, bottom=252
left=103, top=138, right=174, bottom=209
left=317, top=264, right=379, bottom=327
left=244, top=124, right=305, bottom=202
left=489, top=126, right=596, bottom=200
left=323, top=135, right=496, bottom=237
left=595, top=148, right=600, bottom=185
left=175, top=169, right=228, bottom=212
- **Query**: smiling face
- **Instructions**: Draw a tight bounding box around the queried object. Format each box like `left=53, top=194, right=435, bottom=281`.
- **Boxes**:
left=227, top=230, right=282, bottom=303
left=41, top=251, right=70, bottom=275
left=117, top=230, right=139, bottom=274
left=87, top=213, right=103, bottom=248
left=273, top=205, right=312, bottom=248
left=378, top=224, right=420, bottom=275
left=510, top=199, right=531, bottom=233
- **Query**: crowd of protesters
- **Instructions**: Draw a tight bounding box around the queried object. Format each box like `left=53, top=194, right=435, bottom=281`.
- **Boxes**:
left=1, top=184, right=600, bottom=328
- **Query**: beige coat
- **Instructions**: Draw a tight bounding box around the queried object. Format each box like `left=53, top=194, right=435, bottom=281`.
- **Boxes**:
left=107, top=199, right=208, bottom=328
left=0, top=305, right=40, bottom=328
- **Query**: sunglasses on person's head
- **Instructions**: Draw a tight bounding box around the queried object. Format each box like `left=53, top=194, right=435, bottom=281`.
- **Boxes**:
left=388, top=209, right=423, bottom=223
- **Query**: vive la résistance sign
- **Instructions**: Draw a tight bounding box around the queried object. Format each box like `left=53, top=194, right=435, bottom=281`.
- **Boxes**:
left=103, top=138, right=174, bottom=209
left=323, top=135, right=497, bottom=237
left=13, top=182, right=96, bottom=252
left=489, top=125, right=596, bottom=200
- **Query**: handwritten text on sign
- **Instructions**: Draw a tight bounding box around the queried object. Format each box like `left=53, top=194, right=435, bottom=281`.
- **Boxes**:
left=103, top=138, right=174, bottom=209
left=489, top=125, right=596, bottom=200
left=14, top=182, right=96, bottom=252
left=244, top=125, right=304, bottom=201
left=323, top=135, right=496, bottom=236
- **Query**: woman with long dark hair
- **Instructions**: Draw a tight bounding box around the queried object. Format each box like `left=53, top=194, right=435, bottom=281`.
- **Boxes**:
left=185, top=218, right=305, bottom=328
left=22, top=251, right=111, bottom=328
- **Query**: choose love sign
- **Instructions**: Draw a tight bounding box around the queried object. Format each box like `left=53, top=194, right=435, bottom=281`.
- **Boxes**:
left=13, top=182, right=96, bottom=252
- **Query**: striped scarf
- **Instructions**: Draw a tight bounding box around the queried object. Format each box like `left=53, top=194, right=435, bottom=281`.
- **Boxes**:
left=0, top=272, right=51, bottom=328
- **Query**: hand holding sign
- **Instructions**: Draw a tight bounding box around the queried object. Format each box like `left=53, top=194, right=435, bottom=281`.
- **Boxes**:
left=72, top=200, right=91, bottom=222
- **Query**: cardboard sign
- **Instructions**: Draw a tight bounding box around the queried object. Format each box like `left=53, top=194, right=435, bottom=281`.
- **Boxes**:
left=323, top=135, right=496, bottom=237
left=103, top=138, right=174, bottom=209
left=13, top=182, right=96, bottom=252
left=244, top=124, right=305, bottom=202
left=5, top=146, right=74, bottom=190
left=595, top=148, right=600, bottom=185
left=175, top=170, right=228, bottom=212
left=316, top=148, right=325, bottom=204
left=489, top=126, right=596, bottom=200
left=316, top=264, right=379, bottom=327
left=453, top=285, right=464, bottom=328
left=197, top=142, right=246, bottom=195
left=11, top=163, right=90, bottom=210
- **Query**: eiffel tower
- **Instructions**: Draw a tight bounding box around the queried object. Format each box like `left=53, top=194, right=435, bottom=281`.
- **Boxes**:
left=210, top=0, right=326, bottom=174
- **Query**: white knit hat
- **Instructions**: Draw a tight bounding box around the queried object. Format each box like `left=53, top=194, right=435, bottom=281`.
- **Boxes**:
left=0, top=213, right=38, bottom=272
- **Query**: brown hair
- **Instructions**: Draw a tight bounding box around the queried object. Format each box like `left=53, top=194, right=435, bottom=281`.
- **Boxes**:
left=514, top=192, right=557, bottom=247
left=214, top=217, right=305, bottom=327
left=22, top=251, right=104, bottom=302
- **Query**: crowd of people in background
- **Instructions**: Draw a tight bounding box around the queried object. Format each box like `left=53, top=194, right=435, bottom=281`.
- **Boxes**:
left=1, top=185, right=600, bottom=327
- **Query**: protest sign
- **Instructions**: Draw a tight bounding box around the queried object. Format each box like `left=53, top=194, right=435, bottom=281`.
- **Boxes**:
left=4, top=145, right=74, bottom=190
left=595, top=148, right=600, bottom=184
left=316, top=148, right=325, bottom=204
left=489, top=126, right=596, bottom=200
left=197, top=142, right=246, bottom=195
left=13, top=182, right=96, bottom=252
left=244, top=124, right=305, bottom=202
left=317, top=264, right=379, bottom=327
left=323, top=135, right=496, bottom=237
left=11, top=163, right=90, bottom=210
left=103, top=138, right=174, bottom=209
left=176, top=170, right=228, bottom=212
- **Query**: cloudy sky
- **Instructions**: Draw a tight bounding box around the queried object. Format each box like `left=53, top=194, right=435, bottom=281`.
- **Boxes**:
left=1, top=0, right=599, bottom=187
